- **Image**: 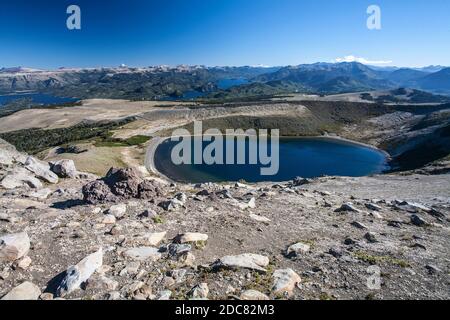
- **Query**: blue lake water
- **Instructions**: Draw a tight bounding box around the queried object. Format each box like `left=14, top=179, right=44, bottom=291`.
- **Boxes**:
left=0, top=93, right=78, bottom=106
left=161, top=90, right=206, bottom=101
left=217, top=78, right=249, bottom=90
left=154, top=137, right=390, bottom=183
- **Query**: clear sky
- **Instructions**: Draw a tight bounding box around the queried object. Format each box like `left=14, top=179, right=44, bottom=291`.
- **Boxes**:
left=0, top=0, right=449, bottom=69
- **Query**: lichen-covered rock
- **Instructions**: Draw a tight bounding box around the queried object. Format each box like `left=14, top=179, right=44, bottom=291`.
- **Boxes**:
left=272, top=269, right=301, bottom=297
left=54, top=248, right=103, bottom=297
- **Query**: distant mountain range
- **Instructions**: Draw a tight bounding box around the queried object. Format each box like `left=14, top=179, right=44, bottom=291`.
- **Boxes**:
left=0, top=62, right=449, bottom=100
left=251, top=62, right=450, bottom=95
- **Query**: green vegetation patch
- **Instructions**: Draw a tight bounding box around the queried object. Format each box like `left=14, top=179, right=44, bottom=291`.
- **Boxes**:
left=94, top=134, right=151, bottom=148
left=0, top=117, right=136, bottom=154
left=353, top=251, right=410, bottom=268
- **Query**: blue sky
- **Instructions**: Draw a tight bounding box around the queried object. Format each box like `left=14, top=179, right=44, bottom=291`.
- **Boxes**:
left=0, top=0, right=449, bottom=69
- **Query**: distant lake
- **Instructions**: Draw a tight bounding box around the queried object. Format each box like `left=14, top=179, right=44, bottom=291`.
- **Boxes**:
left=160, top=90, right=207, bottom=101
left=0, top=93, right=78, bottom=107
left=154, top=137, right=390, bottom=183
left=217, top=78, right=249, bottom=90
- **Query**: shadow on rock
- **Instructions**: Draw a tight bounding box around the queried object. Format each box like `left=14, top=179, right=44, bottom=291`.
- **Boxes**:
left=51, top=199, right=85, bottom=209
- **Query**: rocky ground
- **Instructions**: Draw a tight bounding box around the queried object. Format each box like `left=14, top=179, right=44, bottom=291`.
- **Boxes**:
left=0, top=138, right=449, bottom=300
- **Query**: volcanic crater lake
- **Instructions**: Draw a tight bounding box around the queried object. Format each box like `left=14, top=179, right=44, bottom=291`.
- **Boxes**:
left=154, top=137, right=390, bottom=183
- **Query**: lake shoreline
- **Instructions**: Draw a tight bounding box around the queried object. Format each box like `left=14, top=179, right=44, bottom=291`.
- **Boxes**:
left=146, top=134, right=391, bottom=184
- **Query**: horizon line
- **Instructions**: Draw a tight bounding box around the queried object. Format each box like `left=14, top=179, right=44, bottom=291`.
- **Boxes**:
left=1, top=61, right=448, bottom=72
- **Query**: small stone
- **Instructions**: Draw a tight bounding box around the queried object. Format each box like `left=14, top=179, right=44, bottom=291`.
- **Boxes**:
left=213, top=253, right=269, bottom=272
left=388, top=220, right=402, bottom=228
left=13, top=256, right=32, bottom=270
left=107, top=291, right=121, bottom=300
left=425, top=264, right=442, bottom=275
left=175, top=233, right=208, bottom=244
left=226, top=285, right=236, bottom=294
left=102, top=214, right=116, bottom=225
left=1, top=281, right=41, bottom=300
left=92, top=207, right=102, bottom=214
left=328, top=247, right=343, bottom=258
left=238, top=197, right=256, bottom=210
left=335, top=203, right=360, bottom=213
left=163, top=276, right=176, bottom=288
left=157, top=290, right=172, bottom=300
left=108, top=204, right=127, bottom=219
left=249, top=214, right=271, bottom=223
left=175, top=192, right=187, bottom=203
left=364, top=232, right=378, bottom=243
left=158, top=200, right=177, bottom=211
left=39, top=293, right=54, bottom=300
left=167, top=243, right=192, bottom=257
left=119, top=261, right=140, bottom=276
left=87, top=275, right=119, bottom=291
left=0, top=267, right=10, bottom=280
left=286, top=242, right=310, bottom=257
left=140, top=209, right=157, bottom=219
left=351, top=221, right=368, bottom=230
left=272, top=269, right=301, bottom=297
left=292, top=177, right=311, bottom=186
left=132, top=284, right=152, bottom=300
left=344, top=238, right=357, bottom=245
left=411, top=214, right=428, bottom=227
left=178, top=252, right=196, bottom=267
left=123, top=247, right=161, bottom=262
left=196, top=189, right=210, bottom=197
left=142, top=232, right=166, bottom=246
left=235, top=182, right=249, bottom=189
left=216, top=189, right=233, bottom=199
left=189, top=283, right=209, bottom=299
left=411, top=243, right=427, bottom=250
left=365, top=203, right=382, bottom=211
left=240, top=289, right=269, bottom=300
left=109, top=225, right=123, bottom=236
left=0, top=232, right=30, bottom=262
left=73, top=230, right=87, bottom=239
left=168, top=269, right=187, bottom=284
